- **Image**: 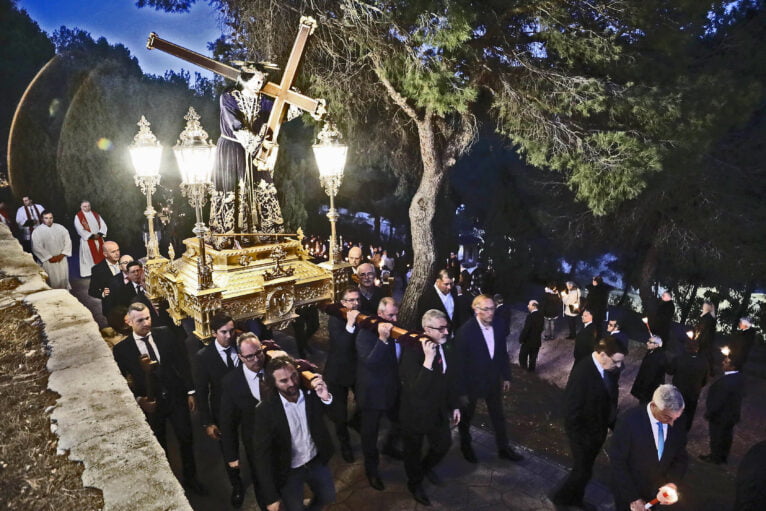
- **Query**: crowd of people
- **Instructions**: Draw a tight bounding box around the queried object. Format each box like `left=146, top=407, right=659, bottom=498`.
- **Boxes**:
left=2, top=197, right=762, bottom=510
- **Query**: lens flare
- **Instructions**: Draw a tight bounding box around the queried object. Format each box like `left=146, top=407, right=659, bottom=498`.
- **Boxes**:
left=96, top=138, right=113, bottom=151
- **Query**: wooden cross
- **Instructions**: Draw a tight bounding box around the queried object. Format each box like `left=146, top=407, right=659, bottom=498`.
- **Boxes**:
left=147, top=16, right=326, bottom=170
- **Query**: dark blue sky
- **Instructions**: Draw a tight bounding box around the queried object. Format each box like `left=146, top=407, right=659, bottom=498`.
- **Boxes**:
left=17, top=0, right=222, bottom=78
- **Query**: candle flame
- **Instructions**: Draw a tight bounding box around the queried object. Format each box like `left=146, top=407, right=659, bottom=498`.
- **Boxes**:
left=658, top=485, right=678, bottom=504
left=721, top=346, right=731, bottom=357
left=642, top=317, right=649, bottom=324
left=686, top=330, right=694, bottom=339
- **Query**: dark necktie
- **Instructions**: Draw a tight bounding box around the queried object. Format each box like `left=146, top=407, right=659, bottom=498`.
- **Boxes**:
left=434, top=347, right=444, bottom=374
left=256, top=372, right=265, bottom=399
left=223, top=346, right=235, bottom=369
left=140, top=336, right=158, bottom=362
left=136, top=285, right=144, bottom=296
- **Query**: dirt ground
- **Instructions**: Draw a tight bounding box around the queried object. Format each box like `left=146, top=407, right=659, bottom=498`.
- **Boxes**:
left=0, top=290, right=103, bottom=511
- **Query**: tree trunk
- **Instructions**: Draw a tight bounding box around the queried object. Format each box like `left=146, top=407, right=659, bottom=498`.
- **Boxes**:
left=679, top=282, right=699, bottom=325
left=399, top=116, right=444, bottom=328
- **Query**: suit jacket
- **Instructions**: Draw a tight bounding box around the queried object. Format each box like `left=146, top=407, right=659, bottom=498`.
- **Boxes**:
left=563, top=355, right=615, bottom=445
left=734, top=440, right=766, bottom=511
left=253, top=390, right=342, bottom=505
left=219, top=365, right=260, bottom=464
left=358, top=286, right=386, bottom=316
left=398, top=341, right=456, bottom=434
left=573, top=322, right=597, bottom=363
left=705, top=371, right=744, bottom=425
left=195, top=341, right=237, bottom=426
left=112, top=327, right=194, bottom=410
left=610, top=330, right=630, bottom=354
left=519, top=309, right=544, bottom=348
left=324, top=314, right=357, bottom=387
left=667, top=352, right=707, bottom=401
left=106, top=278, right=162, bottom=324
left=696, top=313, right=716, bottom=353
left=730, top=327, right=757, bottom=368
left=417, top=285, right=464, bottom=331
left=494, top=303, right=512, bottom=338
left=355, top=325, right=399, bottom=411
left=630, top=349, right=667, bottom=403
left=609, top=406, right=688, bottom=508
left=88, top=259, right=118, bottom=309
left=454, top=317, right=511, bottom=399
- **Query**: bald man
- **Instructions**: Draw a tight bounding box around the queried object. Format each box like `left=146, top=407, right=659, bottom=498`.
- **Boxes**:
left=88, top=241, right=121, bottom=310
left=348, top=246, right=363, bottom=273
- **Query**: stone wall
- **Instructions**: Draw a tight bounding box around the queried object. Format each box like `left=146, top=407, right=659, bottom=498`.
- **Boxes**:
left=0, top=224, right=191, bottom=511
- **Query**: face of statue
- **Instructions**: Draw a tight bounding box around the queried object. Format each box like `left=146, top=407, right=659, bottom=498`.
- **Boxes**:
left=242, top=70, right=267, bottom=94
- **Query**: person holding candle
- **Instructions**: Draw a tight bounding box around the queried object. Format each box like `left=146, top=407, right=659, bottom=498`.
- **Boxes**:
left=700, top=356, right=745, bottom=465
left=609, top=384, right=688, bottom=511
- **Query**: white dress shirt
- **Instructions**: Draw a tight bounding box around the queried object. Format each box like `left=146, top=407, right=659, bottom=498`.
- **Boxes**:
left=280, top=390, right=318, bottom=468
left=477, top=318, right=495, bottom=358
left=435, top=284, right=455, bottom=319
left=133, top=332, right=161, bottom=363
left=214, top=341, right=239, bottom=368
left=242, top=365, right=263, bottom=401
left=646, top=403, right=666, bottom=455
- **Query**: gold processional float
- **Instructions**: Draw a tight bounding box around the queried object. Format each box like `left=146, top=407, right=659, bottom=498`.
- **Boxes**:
left=128, top=17, right=352, bottom=338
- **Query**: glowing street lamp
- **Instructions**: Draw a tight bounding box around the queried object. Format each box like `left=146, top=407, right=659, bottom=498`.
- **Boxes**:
left=129, top=116, right=163, bottom=259
left=173, top=107, right=216, bottom=290
left=312, top=122, right=348, bottom=264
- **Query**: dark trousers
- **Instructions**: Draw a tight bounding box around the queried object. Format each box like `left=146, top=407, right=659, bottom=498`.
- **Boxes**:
left=566, top=316, right=578, bottom=338
left=709, top=420, right=735, bottom=462
left=215, top=438, right=242, bottom=489
left=459, top=386, right=508, bottom=450
left=680, top=395, right=699, bottom=432
left=293, top=306, right=319, bottom=357
left=328, top=382, right=358, bottom=445
left=553, top=432, right=605, bottom=505
left=402, top=423, right=452, bottom=486
left=280, top=456, right=335, bottom=511
left=361, top=408, right=400, bottom=476
left=147, top=399, right=196, bottom=480
left=519, top=343, right=541, bottom=371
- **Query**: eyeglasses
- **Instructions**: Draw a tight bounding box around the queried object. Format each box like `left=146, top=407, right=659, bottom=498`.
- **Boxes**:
left=476, top=306, right=495, bottom=312
left=240, top=349, right=264, bottom=360
left=426, top=325, right=449, bottom=332
left=342, top=297, right=360, bottom=302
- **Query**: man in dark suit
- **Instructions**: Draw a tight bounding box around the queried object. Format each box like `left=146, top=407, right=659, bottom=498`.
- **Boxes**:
left=356, top=263, right=386, bottom=315
left=734, top=439, right=766, bottom=510
left=585, top=276, right=610, bottom=337
left=325, top=286, right=361, bottom=462
left=194, top=313, right=243, bottom=507
left=252, top=356, right=343, bottom=511
left=87, top=241, right=121, bottom=313
left=417, top=269, right=465, bottom=333
left=609, top=384, right=688, bottom=511
left=399, top=309, right=461, bottom=506
left=355, top=297, right=402, bottom=491
left=518, top=299, right=544, bottom=371
left=653, top=292, right=675, bottom=350
left=220, top=332, right=267, bottom=509
left=573, top=309, right=598, bottom=364
left=493, top=294, right=512, bottom=339
left=112, top=302, right=203, bottom=494
left=607, top=318, right=630, bottom=354
left=730, top=317, right=757, bottom=369
left=666, top=339, right=708, bottom=431
left=106, top=260, right=165, bottom=325
left=630, top=336, right=667, bottom=405
left=455, top=294, right=522, bottom=463
left=700, top=356, right=745, bottom=465
left=551, top=337, right=624, bottom=508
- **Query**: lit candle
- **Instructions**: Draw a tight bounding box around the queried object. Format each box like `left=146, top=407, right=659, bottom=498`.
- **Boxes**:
left=721, top=346, right=731, bottom=357
left=642, top=317, right=649, bottom=324
left=644, top=484, right=678, bottom=509
left=686, top=330, right=694, bottom=340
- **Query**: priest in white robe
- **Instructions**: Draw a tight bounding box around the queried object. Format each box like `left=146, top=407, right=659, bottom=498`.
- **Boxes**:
left=74, top=200, right=107, bottom=277
left=15, top=196, right=45, bottom=252
left=32, top=211, right=72, bottom=290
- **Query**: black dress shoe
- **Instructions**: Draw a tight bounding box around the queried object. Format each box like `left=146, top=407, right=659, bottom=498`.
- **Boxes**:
left=425, top=469, right=443, bottom=486
left=367, top=474, right=385, bottom=491
left=340, top=442, right=355, bottom=462
left=183, top=478, right=207, bottom=495
left=498, top=447, right=524, bottom=462
left=230, top=484, right=244, bottom=508
left=381, top=445, right=404, bottom=460
left=461, top=443, right=478, bottom=463
left=408, top=483, right=431, bottom=506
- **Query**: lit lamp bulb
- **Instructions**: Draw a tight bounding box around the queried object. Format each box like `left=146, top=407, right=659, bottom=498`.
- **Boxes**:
left=721, top=346, right=731, bottom=357
left=645, top=484, right=678, bottom=509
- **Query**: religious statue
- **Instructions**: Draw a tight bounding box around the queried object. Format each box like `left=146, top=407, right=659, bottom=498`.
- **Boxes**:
left=147, top=17, right=326, bottom=249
